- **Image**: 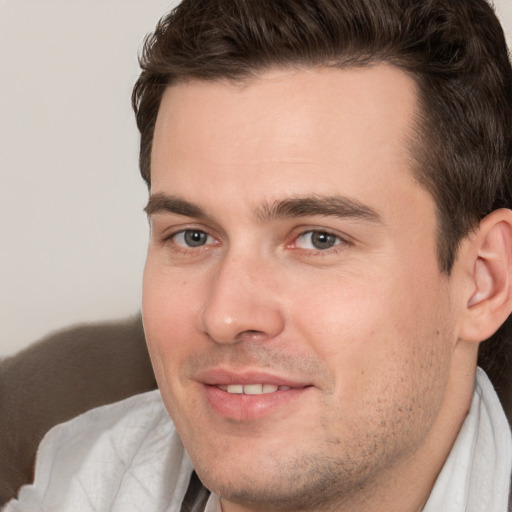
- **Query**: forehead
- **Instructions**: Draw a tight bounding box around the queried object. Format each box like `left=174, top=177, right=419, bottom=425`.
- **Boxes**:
left=151, top=65, right=423, bottom=212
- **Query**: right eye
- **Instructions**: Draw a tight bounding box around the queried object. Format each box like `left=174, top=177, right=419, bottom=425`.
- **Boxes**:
left=295, top=230, right=343, bottom=251
left=172, top=229, right=215, bottom=248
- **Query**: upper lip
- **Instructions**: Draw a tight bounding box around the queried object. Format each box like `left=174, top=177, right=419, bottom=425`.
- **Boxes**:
left=196, top=368, right=311, bottom=388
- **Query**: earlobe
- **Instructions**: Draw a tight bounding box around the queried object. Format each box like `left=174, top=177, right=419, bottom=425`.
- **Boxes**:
left=459, top=209, right=512, bottom=343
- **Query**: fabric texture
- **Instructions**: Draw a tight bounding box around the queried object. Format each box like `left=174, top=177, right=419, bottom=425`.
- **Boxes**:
left=204, top=493, right=222, bottom=512
left=423, top=368, right=512, bottom=512
left=2, top=391, right=194, bottom=512
left=3, top=369, right=511, bottom=512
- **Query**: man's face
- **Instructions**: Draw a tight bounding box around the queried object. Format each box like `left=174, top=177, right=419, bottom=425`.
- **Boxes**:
left=143, top=66, right=460, bottom=510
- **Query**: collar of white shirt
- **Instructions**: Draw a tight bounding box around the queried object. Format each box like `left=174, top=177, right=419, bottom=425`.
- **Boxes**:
left=204, top=493, right=222, bottom=512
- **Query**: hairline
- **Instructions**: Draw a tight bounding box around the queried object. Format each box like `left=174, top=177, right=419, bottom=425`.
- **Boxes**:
left=146, top=60, right=454, bottom=273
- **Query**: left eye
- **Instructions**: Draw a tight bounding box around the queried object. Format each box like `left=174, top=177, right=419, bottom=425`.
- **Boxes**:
left=295, top=231, right=342, bottom=250
left=172, top=229, right=214, bottom=248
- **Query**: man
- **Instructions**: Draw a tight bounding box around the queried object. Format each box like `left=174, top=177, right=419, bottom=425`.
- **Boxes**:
left=4, top=0, right=512, bottom=511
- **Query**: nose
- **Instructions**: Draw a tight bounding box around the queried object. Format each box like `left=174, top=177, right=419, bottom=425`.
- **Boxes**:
left=199, top=254, right=285, bottom=345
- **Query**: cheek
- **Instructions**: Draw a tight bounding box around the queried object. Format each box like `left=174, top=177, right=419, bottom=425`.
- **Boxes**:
left=289, top=271, right=452, bottom=453
left=142, top=260, right=203, bottom=381
left=142, top=263, right=207, bottom=432
left=288, top=262, right=453, bottom=397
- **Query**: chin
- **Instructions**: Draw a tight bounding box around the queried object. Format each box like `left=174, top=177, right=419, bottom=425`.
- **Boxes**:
left=194, top=455, right=365, bottom=512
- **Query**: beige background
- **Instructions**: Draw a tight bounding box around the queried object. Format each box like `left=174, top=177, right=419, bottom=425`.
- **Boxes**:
left=1, top=0, right=511, bottom=356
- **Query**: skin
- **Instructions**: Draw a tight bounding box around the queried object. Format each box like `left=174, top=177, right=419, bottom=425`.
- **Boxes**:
left=142, top=65, right=482, bottom=512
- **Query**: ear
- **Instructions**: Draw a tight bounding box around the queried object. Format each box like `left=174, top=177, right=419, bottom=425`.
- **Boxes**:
left=458, top=208, right=512, bottom=343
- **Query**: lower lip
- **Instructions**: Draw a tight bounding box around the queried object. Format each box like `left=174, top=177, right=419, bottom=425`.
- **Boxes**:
left=203, top=385, right=308, bottom=421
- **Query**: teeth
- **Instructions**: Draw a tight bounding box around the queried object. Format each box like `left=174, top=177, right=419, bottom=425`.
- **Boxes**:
left=219, top=384, right=286, bottom=395
left=244, top=384, right=263, bottom=395
left=226, top=384, right=243, bottom=394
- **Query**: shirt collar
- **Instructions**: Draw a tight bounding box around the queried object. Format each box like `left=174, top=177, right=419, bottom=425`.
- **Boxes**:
left=422, top=368, right=511, bottom=511
left=204, top=492, right=223, bottom=512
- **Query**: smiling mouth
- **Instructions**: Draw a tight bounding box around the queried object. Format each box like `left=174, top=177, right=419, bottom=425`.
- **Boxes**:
left=216, top=384, right=293, bottom=394
left=203, top=378, right=311, bottom=420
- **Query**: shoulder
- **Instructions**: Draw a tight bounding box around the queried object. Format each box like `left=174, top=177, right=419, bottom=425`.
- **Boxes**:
left=4, top=391, right=194, bottom=512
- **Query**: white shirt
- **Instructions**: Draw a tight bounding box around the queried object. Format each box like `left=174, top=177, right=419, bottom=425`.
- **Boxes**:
left=4, top=369, right=511, bottom=511
left=422, top=368, right=512, bottom=511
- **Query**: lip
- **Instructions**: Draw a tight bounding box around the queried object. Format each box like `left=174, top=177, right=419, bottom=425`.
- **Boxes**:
left=197, top=368, right=312, bottom=422
left=198, top=368, right=311, bottom=388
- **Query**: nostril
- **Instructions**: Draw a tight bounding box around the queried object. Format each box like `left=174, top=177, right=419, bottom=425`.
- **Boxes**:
left=233, top=330, right=267, bottom=343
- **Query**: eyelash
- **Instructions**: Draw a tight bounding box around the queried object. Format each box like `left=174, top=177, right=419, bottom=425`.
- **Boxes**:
left=287, top=229, right=350, bottom=256
left=160, top=227, right=350, bottom=256
left=161, top=228, right=218, bottom=254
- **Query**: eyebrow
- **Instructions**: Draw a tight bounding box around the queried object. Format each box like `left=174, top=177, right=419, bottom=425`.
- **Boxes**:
left=255, top=195, right=383, bottom=224
left=145, top=193, right=207, bottom=218
left=145, top=193, right=382, bottom=224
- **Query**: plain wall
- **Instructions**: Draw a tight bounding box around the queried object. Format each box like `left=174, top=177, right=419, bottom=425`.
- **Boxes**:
left=1, top=0, right=511, bottom=356
left=0, top=0, right=178, bottom=356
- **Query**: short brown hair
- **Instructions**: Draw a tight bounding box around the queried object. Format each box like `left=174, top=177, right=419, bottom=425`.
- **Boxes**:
left=132, top=0, right=512, bottom=382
